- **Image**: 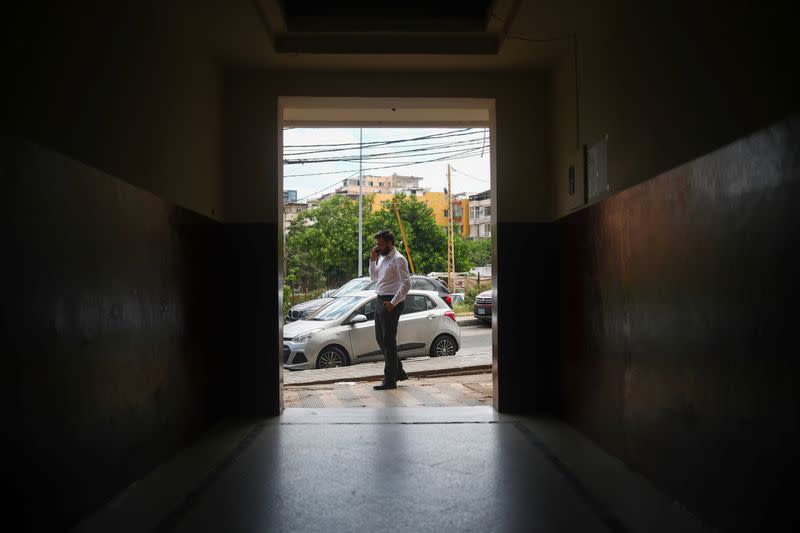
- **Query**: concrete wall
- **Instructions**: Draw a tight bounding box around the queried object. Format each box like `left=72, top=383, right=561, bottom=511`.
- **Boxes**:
left=556, top=115, right=800, bottom=532
left=1, top=1, right=223, bottom=220
left=224, top=71, right=551, bottom=225
left=3, top=138, right=223, bottom=531
left=223, top=71, right=552, bottom=412
left=548, top=0, right=798, bottom=218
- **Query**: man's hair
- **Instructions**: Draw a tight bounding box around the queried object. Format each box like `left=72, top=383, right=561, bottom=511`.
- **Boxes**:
left=374, top=229, right=395, bottom=245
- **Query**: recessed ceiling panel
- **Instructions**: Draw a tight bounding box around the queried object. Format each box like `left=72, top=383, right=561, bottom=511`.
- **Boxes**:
left=280, top=1, right=493, bottom=32
left=254, top=0, right=522, bottom=54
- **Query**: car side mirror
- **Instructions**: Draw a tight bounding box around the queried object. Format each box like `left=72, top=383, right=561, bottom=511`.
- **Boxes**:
left=349, top=314, right=368, bottom=324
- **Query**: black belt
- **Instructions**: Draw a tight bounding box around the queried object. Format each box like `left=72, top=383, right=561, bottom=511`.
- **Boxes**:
left=377, top=294, right=394, bottom=301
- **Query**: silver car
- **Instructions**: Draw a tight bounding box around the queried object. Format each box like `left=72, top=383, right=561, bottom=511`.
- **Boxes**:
left=282, top=290, right=461, bottom=370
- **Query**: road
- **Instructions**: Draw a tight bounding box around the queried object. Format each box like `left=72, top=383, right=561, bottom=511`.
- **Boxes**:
left=457, top=323, right=492, bottom=355
left=284, top=323, right=492, bottom=385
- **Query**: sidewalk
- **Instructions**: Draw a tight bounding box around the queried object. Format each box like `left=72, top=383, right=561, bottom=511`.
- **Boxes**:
left=455, top=314, right=483, bottom=327
left=284, top=372, right=493, bottom=408
left=283, top=351, right=492, bottom=385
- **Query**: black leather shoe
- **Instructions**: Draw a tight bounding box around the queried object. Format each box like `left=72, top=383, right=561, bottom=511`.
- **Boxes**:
left=373, top=381, right=397, bottom=390
left=398, top=371, right=409, bottom=381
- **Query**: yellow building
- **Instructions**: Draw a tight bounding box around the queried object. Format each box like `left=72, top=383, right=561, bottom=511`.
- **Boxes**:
left=370, top=191, right=470, bottom=238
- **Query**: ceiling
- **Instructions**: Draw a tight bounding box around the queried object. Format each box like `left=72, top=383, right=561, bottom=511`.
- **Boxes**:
left=203, top=0, right=583, bottom=71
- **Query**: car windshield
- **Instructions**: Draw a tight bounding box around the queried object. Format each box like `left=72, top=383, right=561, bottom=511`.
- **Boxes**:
left=307, top=295, right=364, bottom=321
left=332, top=278, right=371, bottom=296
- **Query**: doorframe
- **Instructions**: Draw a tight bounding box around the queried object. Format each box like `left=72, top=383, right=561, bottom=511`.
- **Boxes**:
left=277, top=96, right=497, bottom=411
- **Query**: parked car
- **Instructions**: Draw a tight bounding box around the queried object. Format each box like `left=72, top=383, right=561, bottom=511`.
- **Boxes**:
left=285, top=275, right=455, bottom=322
left=473, top=289, right=492, bottom=324
left=412, top=276, right=454, bottom=307
left=282, top=290, right=461, bottom=370
left=285, top=276, right=374, bottom=322
left=450, top=292, right=465, bottom=305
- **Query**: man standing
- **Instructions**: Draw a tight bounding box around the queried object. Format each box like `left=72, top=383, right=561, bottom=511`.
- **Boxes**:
left=369, top=229, right=411, bottom=390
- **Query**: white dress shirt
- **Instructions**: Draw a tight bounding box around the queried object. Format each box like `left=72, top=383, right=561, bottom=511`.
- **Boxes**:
left=369, top=247, right=411, bottom=306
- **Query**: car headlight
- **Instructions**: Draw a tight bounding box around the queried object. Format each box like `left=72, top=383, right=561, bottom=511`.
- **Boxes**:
left=292, top=329, right=322, bottom=343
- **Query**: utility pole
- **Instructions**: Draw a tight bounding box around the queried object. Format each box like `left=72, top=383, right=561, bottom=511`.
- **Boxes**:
left=447, top=164, right=455, bottom=292
left=358, top=128, right=363, bottom=276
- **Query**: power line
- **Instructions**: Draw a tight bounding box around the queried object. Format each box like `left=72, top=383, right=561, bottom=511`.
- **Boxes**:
left=284, top=147, right=488, bottom=178
left=451, top=166, right=490, bottom=184
left=282, top=128, right=478, bottom=151
left=283, top=134, right=488, bottom=160
left=284, top=140, right=488, bottom=165
left=283, top=129, right=487, bottom=156
left=293, top=171, right=360, bottom=202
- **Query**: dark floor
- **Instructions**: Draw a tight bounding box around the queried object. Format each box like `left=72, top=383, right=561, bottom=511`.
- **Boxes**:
left=74, top=407, right=708, bottom=533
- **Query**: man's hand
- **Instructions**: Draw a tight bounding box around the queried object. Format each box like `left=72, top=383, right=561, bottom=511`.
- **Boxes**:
left=370, top=246, right=379, bottom=261
left=383, top=301, right=395, bottom=312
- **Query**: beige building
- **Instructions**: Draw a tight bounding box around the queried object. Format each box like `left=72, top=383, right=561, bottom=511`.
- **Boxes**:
left=468, top=190, right=491, bottom=239
left=283, top=201, right=309, bottom=235
left=326, top=173, right=425, bottom=200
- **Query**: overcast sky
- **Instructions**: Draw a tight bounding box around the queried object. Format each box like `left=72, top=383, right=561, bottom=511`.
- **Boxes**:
left=283, top=127, right=491, bottom=202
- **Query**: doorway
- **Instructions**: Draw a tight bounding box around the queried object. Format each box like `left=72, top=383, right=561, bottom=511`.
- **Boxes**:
left=278, top=98, right=497, bottom=409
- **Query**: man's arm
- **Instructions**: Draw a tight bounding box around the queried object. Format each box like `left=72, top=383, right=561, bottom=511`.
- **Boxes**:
left=369, top=246, right=380, bottom=280
left=369, top=256, right=379, bottom=281
left=390, top=256, right=412, bottom=306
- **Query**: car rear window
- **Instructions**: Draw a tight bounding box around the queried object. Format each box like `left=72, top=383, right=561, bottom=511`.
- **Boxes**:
left=307, top=296, right=364, bottom=320
left=403, top=294, right=434, bottom=314
left=333, top=278, right=371, bottom=296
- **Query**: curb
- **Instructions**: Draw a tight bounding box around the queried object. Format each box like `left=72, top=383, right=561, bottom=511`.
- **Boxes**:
left=456, top=317, right=486, bottom=327
left=284, top=363, right=492, bottom=386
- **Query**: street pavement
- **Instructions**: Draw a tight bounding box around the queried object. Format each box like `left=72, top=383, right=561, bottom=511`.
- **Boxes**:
left=284, top=321, right=491, bottom=386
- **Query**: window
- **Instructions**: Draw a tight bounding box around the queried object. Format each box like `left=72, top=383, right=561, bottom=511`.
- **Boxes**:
left=444, top=210, right=449, bottom=217
left=333, top=278, right=373, bottom=296
left=419, top=279, right=436, bottom=291
left=354, top=299, right=377, bottom=321
left=484, top=206, right=491, bottom=217
left=483, top=224, right=491, bottom=236
left=403, top=294, right=432, bottom=314
left=307, top=296, right=364, bottom=321
left=368, top=181, right=373, bottom=186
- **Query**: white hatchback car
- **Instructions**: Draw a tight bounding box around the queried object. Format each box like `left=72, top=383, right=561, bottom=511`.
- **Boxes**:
left=282, top=290, right=461, bottom=370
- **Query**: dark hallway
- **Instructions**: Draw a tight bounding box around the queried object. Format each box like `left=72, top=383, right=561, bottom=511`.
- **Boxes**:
left=4, top=1, right=798, bottom=531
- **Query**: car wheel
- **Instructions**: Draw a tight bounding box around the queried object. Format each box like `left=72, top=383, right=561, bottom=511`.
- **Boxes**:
left=430, top=335, right=457, bottom=357
left=316, top=346, right=349, bottom=368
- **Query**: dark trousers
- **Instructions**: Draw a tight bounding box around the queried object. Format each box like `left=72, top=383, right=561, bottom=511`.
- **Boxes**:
left=375, top=296, right=405, bottom=382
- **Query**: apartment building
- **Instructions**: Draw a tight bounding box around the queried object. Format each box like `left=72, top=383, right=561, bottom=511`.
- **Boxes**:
left=283, top=201, right=309, bottom=235
left=326, top=173, right=425, bottom=200
left=468, top=190, right=491, bottom=239
left=371, top=190, right=471, bottom=238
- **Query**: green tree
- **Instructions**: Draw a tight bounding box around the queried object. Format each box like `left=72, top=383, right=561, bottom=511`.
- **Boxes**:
left=453, top=234, right=473, bottom=272
left=285, top=192, right=481, bottom=287
left=286, top=249, right=327, bottom=293
left=365, top=194, right=447, bottom=274
left=286, top=195, right=372, bottom=288
left=465, top=237, right=492, bottom=267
